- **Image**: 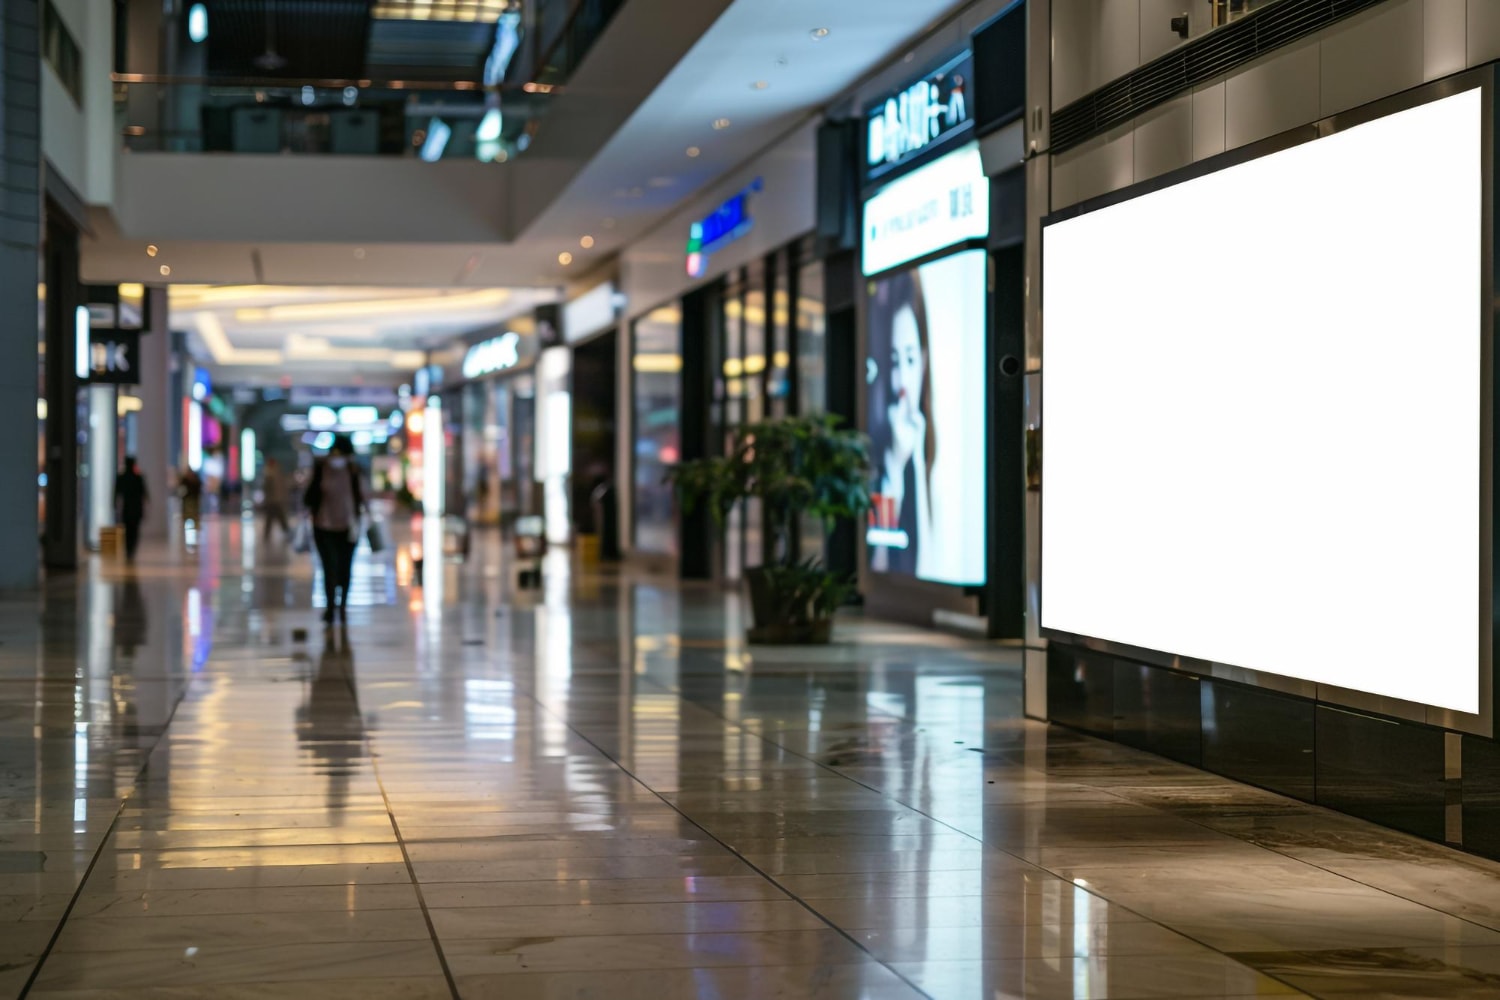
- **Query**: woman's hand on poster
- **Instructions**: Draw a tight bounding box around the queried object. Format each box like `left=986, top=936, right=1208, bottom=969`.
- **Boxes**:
left=888, top=398, right=926, bottom=470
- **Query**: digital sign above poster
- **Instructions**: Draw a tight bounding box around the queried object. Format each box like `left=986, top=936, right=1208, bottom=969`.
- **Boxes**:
left=865, top=51, right=974, bottom=186
left=862, top=142, right=988, bottom=276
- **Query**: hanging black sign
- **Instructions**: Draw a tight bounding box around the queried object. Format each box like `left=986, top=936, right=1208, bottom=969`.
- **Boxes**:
left=864, top=51, right=974, bottom=185
left=87, top=329, right=141, bottom=384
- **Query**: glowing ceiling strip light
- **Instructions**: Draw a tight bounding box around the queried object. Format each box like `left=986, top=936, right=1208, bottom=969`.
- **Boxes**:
left=233, top=288, right=511, bottom=322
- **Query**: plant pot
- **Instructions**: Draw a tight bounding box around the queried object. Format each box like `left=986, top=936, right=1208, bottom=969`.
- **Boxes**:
left=745, top=566, right=776, bottom=630
left=744, top=567, right=834, bottom=645
left=747, top=618, right=834, bottom=645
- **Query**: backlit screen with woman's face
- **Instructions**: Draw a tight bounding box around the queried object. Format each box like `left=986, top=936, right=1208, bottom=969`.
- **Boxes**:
left=865, top=250, right=988, bottom=587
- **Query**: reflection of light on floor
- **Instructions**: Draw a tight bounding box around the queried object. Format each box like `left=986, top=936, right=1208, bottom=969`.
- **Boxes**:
left=74, top=721, right=88, bottom=822
left=465, top=679, right=517, bottom=746
left=1075, top=882, right=1097, bottom=995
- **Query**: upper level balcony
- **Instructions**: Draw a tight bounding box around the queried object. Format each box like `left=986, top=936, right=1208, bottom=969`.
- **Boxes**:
left=116, top=0, right=626, bottom=161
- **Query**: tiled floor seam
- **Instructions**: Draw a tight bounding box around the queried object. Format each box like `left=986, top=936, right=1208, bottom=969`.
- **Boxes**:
left=641, top=672, right=1323, bottom=999
left=512, top=681, right=939, bottom=1000
left=339, top=651, right=464, bottom=1000
left=1029, top=723, right=1500, bottom=944
left=14, top=649, right=200, bottom=999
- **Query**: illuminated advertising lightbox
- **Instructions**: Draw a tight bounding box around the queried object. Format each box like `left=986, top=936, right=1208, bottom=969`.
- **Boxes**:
left=1042, top=87, right=1483, bottom=714
left=861, top=143, right=988, bottom=276
left=865, top=249, right=987, bottom=587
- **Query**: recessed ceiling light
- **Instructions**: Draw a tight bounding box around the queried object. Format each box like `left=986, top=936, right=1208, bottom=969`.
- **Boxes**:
left=713, top=118, right=731, bottom=130
left=558, top=252, right=573, bottom=266
left=354, top=247, right=366, bottom=260
left=146, top=245, right=158, bottom=257
left=810, top=27, right=829, bottom=40
left=686, top=146, right=701, bottom=158
left=752, top=80, right=769, bottom=90
left=580, top=235, right=595, bottom=249
left=159, top=264, right=171, bottom=276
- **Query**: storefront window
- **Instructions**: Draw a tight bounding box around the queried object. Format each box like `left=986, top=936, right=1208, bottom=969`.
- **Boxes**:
left=770, top=257, right=791, bottom=418
left=743, top=262, right=767, bottom=426
left=797, top=255, right=828, bottom=562
left=742, top=261, right=766, bottom=569
left=797, top=257, right=827, bottom=415
left=462, top=382, right=486, bottom=521
left=632, top=306, right=681, bottom=556
left=494, top=381, right=515, bottom=523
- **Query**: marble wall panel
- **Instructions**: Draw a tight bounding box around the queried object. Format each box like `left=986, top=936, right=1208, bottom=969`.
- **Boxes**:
left=1316, top=706, right=1445, bottom=843
left=1201, top=681, right=1316, bottom=802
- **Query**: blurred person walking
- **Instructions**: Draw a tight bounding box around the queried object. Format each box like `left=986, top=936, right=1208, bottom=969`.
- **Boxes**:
left=304, top=436, right=366, bottom=625
left=179, top=467, right=203, bottom=534
left=261, top=456, right=291, bottom=541
left=114, top=456, right=148, bottom=563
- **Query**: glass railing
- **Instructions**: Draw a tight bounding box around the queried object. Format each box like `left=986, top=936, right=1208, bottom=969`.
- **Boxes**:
left=114, top=78, right=545, bottom=160
left=114, top=0, right=629, bottom=158
left=502, top=0, right=628, bottom=90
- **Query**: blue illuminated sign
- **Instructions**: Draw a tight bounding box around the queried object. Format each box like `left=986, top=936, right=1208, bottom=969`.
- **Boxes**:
left=686, top=178, right=763, bottom=278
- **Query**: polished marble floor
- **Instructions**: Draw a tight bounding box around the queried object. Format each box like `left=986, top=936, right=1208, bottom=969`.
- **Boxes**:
left=7, top=517, right=1500, bottom=997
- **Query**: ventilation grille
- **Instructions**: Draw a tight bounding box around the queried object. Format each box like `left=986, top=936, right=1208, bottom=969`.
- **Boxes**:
left=1049, top=0, right=1385, bottom=153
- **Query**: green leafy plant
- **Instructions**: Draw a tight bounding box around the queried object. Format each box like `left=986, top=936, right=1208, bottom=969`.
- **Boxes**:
left=668, top=414, right=872, bottom=634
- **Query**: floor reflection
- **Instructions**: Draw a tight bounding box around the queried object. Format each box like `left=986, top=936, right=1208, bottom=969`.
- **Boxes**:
left=9, top=516, right=1500, bottom=996
left=296, top=629, right=367, bottom=818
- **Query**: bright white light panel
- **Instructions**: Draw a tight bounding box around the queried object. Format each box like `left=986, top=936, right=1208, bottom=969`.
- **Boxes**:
left=1042, top=87, right=1483, bottom=714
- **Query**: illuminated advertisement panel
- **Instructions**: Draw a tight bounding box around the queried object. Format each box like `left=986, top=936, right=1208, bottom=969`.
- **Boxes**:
left=1042, top=87, right=1483, bottom=713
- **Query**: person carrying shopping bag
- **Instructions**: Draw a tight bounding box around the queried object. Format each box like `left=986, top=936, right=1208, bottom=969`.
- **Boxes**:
left=303, top=436, right=367, bottom=626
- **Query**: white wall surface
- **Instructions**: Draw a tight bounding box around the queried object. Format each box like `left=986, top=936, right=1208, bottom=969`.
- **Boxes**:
left=115, top=155, right=511, bottom=243
left=41, top=0, right=113, bottom=206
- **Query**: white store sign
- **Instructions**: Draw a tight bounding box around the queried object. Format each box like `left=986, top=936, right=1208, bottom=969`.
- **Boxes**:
left=463, top=332, right=522, bottom=379
left=861, top=143, right=989, bottom=276
left=563, top=282, right=623, bottom=344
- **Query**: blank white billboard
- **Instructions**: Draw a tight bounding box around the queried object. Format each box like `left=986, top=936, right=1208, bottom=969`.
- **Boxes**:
left=1042, top=87, right=1483, bottom=714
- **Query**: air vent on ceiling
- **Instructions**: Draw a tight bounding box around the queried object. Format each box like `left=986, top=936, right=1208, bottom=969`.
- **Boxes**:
left=1049, top=0, right=1385, bottom=154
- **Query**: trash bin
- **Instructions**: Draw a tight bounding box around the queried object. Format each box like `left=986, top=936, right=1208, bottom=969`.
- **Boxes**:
left=514, top=515, right=546, bottom=589
left=98, top=526, right=121, bottom=558
left=590, top=481, right=620, bottom=561
left=577, top=534, right=601, bottom=569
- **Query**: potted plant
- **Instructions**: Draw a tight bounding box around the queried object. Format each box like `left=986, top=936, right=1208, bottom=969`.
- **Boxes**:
left=668, top=414, right=871, bottom=644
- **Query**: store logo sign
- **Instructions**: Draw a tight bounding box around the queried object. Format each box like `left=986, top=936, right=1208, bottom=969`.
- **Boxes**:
left=463, top=332, right=521, bottom=379
left=865, top=52, right=973, bottom=182
left=861, top=143, right=988, bottom=276
left=686, top=178, right=763, bottom=278
left=87, top=329, right=142, bottom=384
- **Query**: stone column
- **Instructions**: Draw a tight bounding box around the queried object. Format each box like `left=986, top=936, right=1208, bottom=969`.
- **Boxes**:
left=2, top=0, right=44, bottom=585
left=138, top=287, right=171, bottom=539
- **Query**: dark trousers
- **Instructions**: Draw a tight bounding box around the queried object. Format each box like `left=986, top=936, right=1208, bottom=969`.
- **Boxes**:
left=123, top=517, right=142, bottom=561
left=263, top=504, right=290, bottom=541
left=313, top=528, right=357, bottom=611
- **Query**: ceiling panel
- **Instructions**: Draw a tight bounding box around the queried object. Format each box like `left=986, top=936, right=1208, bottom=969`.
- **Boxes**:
left=365, top=19, right=494, bottom=79
left=206, top=0, right=374, bottom=79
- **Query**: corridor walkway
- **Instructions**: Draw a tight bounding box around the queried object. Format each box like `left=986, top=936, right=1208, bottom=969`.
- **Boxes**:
left=5, top=518, right=1500, bottom=998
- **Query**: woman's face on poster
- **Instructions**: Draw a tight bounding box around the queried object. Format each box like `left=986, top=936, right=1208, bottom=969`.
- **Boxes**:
left=889, top=304, right=924, bottom=421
